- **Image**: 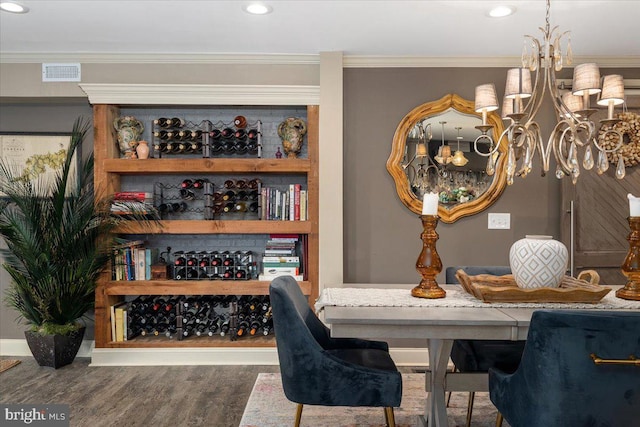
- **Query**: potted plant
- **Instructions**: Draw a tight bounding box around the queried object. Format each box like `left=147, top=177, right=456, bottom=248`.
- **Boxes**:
left=0, top=118, right=150, bottom=368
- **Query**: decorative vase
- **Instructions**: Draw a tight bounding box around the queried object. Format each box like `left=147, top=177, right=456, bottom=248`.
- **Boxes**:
left=24, top=326, right=85, bottom=369
left=114, top=116, right=144, bottom=159
left=277, top=117, right=307, bottom=158
left=509, top=235, right=568, bottom=288
left=136, top=140, right=150, bottom=159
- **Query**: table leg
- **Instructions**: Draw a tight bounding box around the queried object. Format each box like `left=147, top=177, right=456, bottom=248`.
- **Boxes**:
left=425, top=338, right=453, bottom=427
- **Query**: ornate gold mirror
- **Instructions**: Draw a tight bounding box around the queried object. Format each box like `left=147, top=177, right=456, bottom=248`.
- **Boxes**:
left=387, top=94, right=507, bottom=223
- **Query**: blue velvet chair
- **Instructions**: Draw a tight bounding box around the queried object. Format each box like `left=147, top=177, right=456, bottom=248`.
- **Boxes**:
left=269, top=275, right=403, bottom=427
left=445, top=266, right=525, bottom=427
left=489, top=310, right=640, bottom=427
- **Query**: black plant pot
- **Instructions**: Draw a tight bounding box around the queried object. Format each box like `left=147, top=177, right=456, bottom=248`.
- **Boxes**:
left=24, top=326, right=86, bottom=369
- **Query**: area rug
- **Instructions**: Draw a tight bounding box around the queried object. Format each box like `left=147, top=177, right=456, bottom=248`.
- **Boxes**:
left=0, top=359, right=21, bottom=373
left=240, top=373, right=509, bottom=427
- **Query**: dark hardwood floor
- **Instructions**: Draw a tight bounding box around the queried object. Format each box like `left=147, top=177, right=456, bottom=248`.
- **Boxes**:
left=0, top=357, right=280, bottom=427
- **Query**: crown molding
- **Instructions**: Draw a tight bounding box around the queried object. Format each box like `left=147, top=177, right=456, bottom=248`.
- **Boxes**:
left=0, top=52, right=320, bottom=65
left=2, top=52, right=637, bottom=69
left=79, top=83, right=320, bottom=105
left=343, top=55, right=640, bottom=68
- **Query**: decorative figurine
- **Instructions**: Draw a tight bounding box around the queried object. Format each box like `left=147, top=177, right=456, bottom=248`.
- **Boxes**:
left=275, top=147, right=283, bottom=159
left=114, top=116, right=144, bottom=159
left=277, top=117, right=307, bottom=158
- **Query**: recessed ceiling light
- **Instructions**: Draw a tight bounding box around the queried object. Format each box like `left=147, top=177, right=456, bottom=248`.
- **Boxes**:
left=0, top=1, right=29, bottom=13
left=489, top=5, right=516, bottom=18
left=243, top=3, right=272, bottom=15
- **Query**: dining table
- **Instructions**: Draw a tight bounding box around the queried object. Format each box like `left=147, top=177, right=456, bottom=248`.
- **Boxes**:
left=315, top=284, right=640, bottom=427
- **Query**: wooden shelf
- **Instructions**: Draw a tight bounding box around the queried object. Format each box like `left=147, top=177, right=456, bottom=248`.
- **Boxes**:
left=115, top=219, right=313, bottom=234
left=103, top=158, right=311, bottom=174
left=103, top=280, right=312, bottom=296
left=106, top=334, right=275, bottom=348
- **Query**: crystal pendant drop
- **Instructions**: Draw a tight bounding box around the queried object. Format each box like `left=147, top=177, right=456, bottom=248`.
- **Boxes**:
left=521, top=40, right=528, bottom=68
left=596, top=150, right=609, bottom=175
left=506, top=147, right=516, bottom=185
left=554, top=43, right=563, bottom=72
left=571, top=166, right=580, bottom=185
left=555, top=166, right=565, bottom=179
left=529, top=42, right=538, bottom=71
left=568, top=142, right=579, bottom=168
left=566, top=37, right=573, bottom=66
left=616, top=155, right=626, bottom=179
left=486, top=155, right=495, bottom=176
left=582, top=145, right=594, bottom=170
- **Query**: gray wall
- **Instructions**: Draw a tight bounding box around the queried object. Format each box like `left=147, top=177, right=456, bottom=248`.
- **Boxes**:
left=342, top=67, right=629, bottom=285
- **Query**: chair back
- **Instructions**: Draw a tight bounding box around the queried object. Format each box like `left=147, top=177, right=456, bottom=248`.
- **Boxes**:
left=491, top=310, right=640, bottom=427
left=269, top=275, right=331, bottom=402
left=445, top=266, right=511, bottom=284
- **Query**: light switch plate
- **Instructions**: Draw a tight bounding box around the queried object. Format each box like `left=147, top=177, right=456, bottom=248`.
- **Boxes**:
left=488, top=213, right=511, bottom=229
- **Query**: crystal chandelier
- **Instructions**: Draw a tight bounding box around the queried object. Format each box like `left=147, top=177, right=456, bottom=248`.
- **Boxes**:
left=473, top=0, right=626, bottom=185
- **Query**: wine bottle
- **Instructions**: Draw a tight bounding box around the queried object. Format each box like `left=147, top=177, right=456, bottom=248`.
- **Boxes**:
left=235, top=268, right=247, bottom=280
left=234, top=202, right=248, bottom=213
left=234, top=141, right=248, bottom=154
left=222, top=140, right=236, bottom=154
left=174, top=267, right=186, bottom=280
left=236, top=319, right=250, bottom=337
left=235, top=179, right=247, bottom=189
left=223, top=179, right=236, bottom=189
left=154, top=118, right=171, bottom=128
left=186, top=268, right=199, bottom=279
left=234, top=129, right=247, bottom=141
left=219, top=318, right=230, bottom=336
left=249, top=319, right=261, bottom=336
left=168, top=117, right=186, bottom=128
left=211, top=252, right=223, bottom=267
left=171, top=143, right=186, bottom=153
left=221, top=127, right=235, bottom=139
left=248, top=201, right=259, bottom=213
left=247, top=128, right=259, bottom=141
left=222, top=268, right=234, bottom=280
left=247, top=178, right=261, bottom=189
left=199, top=256, right=210, bottom=267
left=193, top=179, right=205, bottom=189
left=234, top=115, right=247, bottom=128
left=222, top=202, right=234, bottom=213
left=153, top=130, right=173, bottom=140
left=180, top=188, right=195, bottom=200
left=176, top=130, right=191, bottom=140
left=222, top=190, right=236, bottom=201
left=222, top=252, right=234, bottom=266
left=190, top=141, right=203, bottom=153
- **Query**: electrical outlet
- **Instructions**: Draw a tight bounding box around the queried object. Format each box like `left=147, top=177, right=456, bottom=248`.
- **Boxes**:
left=488, top=213, right=511, bottom=229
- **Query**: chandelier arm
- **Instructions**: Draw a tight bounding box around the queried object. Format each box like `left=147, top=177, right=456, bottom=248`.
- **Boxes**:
left=525, top=123, right=551, bottom=174
left=551, top=122, right=576, bottom=175
left=473, top=134, right=500, bottom=157
left=594, top=129, right=624, bottom=153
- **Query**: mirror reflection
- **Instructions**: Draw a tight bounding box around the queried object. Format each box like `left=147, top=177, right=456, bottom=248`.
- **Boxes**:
left=387, top=94, right=507, bottom=223
left=403, top=109, right=495, bottom=208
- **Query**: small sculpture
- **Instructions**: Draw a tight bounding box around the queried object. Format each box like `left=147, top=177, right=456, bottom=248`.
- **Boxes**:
left=114, top=116, right=144, bottom=159
left=277, top=117, right=307, bottom=158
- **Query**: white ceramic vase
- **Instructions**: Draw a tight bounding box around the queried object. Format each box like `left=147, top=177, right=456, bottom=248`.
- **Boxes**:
left=509, top=235, right=568, bottom=289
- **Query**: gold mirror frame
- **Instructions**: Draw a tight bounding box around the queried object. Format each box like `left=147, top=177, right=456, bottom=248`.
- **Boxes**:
left=386, top=94, right=507, bottom=223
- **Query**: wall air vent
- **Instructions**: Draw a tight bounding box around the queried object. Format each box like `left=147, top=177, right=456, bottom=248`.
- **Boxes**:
left=42, top=63, right=81, bottom=82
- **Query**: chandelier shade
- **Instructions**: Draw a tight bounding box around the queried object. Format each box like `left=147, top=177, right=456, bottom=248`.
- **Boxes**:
left=598, top=74, right=625, bottom=106
left=572, top=63, right=601, bottom=96
left=504, top=68, right=533, bottom=99
left=474, top=84, right=499, bottom=112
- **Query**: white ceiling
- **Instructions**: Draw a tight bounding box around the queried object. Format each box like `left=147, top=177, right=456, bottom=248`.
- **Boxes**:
left=1, top=0, right=640, bottom=60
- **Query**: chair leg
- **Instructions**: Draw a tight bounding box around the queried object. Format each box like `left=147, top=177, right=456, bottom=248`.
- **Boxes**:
left=294, top=403, right=303, bottom=427
left=465, top=392, right=475, bottom=427
left=384, top=407, right=396, bottom=427
left=496, top=411, right=504, bottom=427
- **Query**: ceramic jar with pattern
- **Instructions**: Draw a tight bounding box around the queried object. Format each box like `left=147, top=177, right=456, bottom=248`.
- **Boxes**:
left=509, top=235, right=568, bottom=288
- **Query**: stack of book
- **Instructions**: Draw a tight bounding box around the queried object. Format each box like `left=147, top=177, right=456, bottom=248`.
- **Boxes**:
left=258, top=234, right=303, bottom=281
left=112, top=239, right=158, bottom=281
left=259, top=184, right=307, bottom=221
left=110, top=191, right=154, bottom=216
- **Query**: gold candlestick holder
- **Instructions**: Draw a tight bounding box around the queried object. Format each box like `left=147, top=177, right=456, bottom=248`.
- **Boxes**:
left=412, top=214, right=446, bottom=299
left=617, top=216, right=640, bottom=301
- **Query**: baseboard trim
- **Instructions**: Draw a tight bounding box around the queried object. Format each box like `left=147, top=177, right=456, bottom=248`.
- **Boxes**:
left=1, top=339, right=428, bottom=366
left=0, top=339, right=94, bottom=358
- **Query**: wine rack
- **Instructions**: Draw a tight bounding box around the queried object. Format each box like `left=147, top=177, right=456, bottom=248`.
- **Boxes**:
left=170, top=249, right=259, bottom=281
left=151, top=115, right=262, bottom=159
left=121, top=295, right=273, bottom=343
left=93, top=103, right=319, bottom=350
left=153, top=177, right=263, bottom=220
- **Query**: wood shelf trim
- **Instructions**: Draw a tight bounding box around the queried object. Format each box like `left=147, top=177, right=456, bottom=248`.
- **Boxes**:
left=106, top=335, right=276, bottom=348
left=103, top=280, right=312, bottom=296
left=103, top=158, right=311, bottom=174
left=115, top=220, right=312, bottom=234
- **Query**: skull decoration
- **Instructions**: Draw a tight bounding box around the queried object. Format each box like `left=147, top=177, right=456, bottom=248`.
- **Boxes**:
left=277, top=117, right=307, bottom=158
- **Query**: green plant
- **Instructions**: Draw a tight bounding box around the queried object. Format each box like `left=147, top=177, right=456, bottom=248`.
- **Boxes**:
left=0, top=117, right=146, bottom=334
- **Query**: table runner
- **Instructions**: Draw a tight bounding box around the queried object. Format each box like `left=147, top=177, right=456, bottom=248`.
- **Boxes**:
left=315, top=287, right=640, bottom=312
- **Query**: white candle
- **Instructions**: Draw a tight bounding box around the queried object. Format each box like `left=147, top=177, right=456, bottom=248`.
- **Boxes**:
left=628, top=193, right=640, bottom=217
left=422, top=192, right=439, bottom=215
